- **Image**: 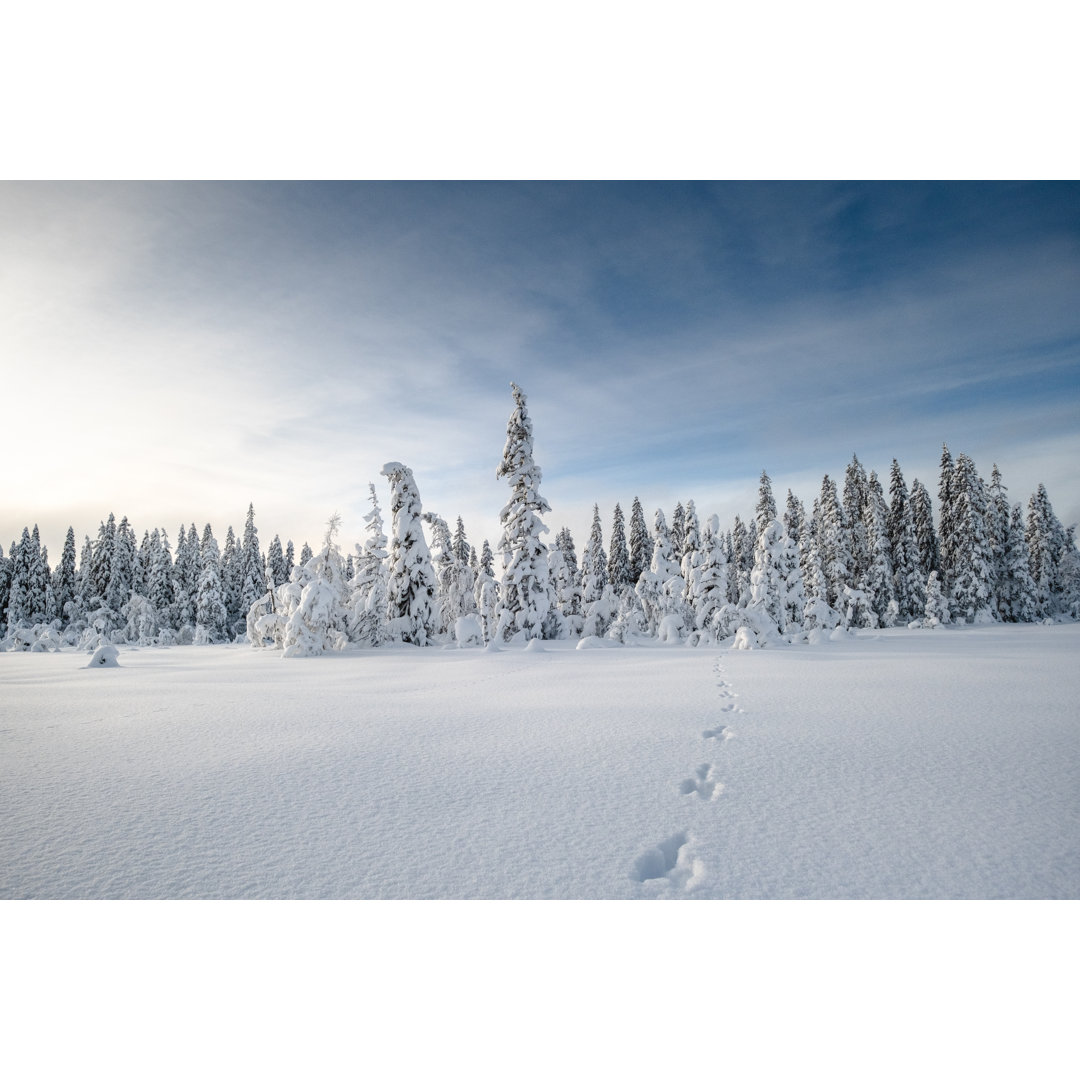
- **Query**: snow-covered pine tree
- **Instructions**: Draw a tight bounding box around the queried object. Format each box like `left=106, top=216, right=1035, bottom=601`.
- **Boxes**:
left=937, top=443, right=957, bottom=596
left=280, top=513, right=352, bottom=656
left=90, top=513, right=116, bottom=608
left=551, top=528, right=582, bottom=627
left=607, top=503, right=631, bottom=593
left=6, top=529, right=31, bottom=627
left=999, top=503, right=1038, bottom=622
left=52, top=526, right=78, bottom=624
left=755, top=472, right=777, bottom=535
left=923, top=570, right=950, bottom=627
left=580, top=505, right=608, bottom=606
left=422, top=510, right=455, bottom=637
left=817, top=474, right=850, bottom=610
left=0, top=545, right=12, bottom=633
left=949, top=453, right=995, bottom=623
left=300, top=542, right=313, bottom=565
left=170, top=525, right=192, bottom=631
left=473, top=538, right=500, bottom=644
left=382, top=461, right=438, bottom=646
left=671, top=503, right=685, bottom=561
left=862, top=472, right=896, bottom=621
left=910, top=477, right=938, bottom=580
left=495, top=383, right=556, bottom=642
left=1026, top=483, right=1068, bottom=618
left=783, top=490, right=804, bottom=548
left=985, top=465, right=1010, bottom=614
left=106, top=515, right=136, bottom=617
left=238, top=504, right=265, bottom=628
left=730, top=515, right=752, bottom=606
left=266, top=534, right=286, bottom=589
left=887, top=460, right=925, bottom=620
left=134, top=530, right=151, bottom=601
left=76, top=534, right=94, bottom=614
left=284, top=540, right=295, bottom=582
left=636, top=509, right=685, bottom=636
left=801, top=529, right=840, bottom=631
left=693, top=514, right=730, bottom=639
left=628, top=497, right=652, bottom=587
left=146, top=528, right=173, bottom=627
left=680, top=499, right=701, bottom=607
left=25, top=525, right=50, bottom=625
left=195, top=524, right=228, bottom=644
left=348, top=482, right=391, bottom=647
left=843, top=455, right=869, bottom=585
left=452, top=517, right=471, bottom=567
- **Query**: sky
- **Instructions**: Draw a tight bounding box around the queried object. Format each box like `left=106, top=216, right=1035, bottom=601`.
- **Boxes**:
left=3, top=180, right=1080, bottom=561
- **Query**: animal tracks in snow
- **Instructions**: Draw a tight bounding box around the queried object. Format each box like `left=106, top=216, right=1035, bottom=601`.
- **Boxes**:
left=630, top=659, right=746, bottom=894
left=679, top=764, right=722, bottom=801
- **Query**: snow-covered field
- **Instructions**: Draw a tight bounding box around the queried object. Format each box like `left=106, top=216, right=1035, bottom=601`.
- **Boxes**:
left=3, top=623, right=1078, bottom=900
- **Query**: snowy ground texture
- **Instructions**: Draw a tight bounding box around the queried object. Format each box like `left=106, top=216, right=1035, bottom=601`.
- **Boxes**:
left=2, top=623, right=1078, bottom=899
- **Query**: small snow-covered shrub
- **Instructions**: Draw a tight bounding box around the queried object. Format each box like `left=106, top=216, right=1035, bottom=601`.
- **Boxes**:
left=657, top=613, right=685, bottom=643
left=454, top=614, right=484, bottom=648
left=88, top=644, right=120, bottom=667
left=732, top=626, right=757, bottom=650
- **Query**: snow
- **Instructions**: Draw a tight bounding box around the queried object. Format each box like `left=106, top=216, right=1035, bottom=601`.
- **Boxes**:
left=2, top=623, right=1078, bottom=899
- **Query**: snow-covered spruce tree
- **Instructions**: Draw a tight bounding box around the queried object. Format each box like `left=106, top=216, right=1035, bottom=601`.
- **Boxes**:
left=452, top=517, right=471, bottom=568
left=783, top=490, right=804, bottom=548
left=693, top=515, right=731, bottom=642
left=999, top=503, right=1038, bottom=623
left=1026, top=483, right=1068, bottom=618
left=551, top=528, right=582, bottom=630
left=923, top=570, right=950, bottom=627
left=607, top=503, right=631, bottom=593
left=949, top=453, right=995, bottom=623
left=748, top=518, right=802, bottom=641
left=300, top=541, right=313, bottom=565
left=284, top=540, right=295, bottom=583
left=194, top=524, right=228, bottom=645
left=473, top=539, right=500, bottom=644
left=755, top=472, right=777, bottom=535
left=348, top=483, right=391, bottom=647
left=5, top=529, right=31, bottom=628
left=146, top=529, right=174, bottom=632
left=25, top=525, right=50, bottom=626
left=843, top=455, right=870, bottom=587
left=628, top=497, right=652, bottom=587
left=171, top=524, right=197, bottom=635
left=495, top=384, right=557, bottom=642
left=382, top=462, right=438, bottom=646
left=801, top=530, right=841, bottom=631
left=910, top=477, right=938, bottom=580
left=636, top=508, right=686, bottom=637
left=887, top=460, right=925, bottom=620
left=680, top=499, right=702, bottom=608
left=817, top=474, right=851, bottom=610
left=106, top=515, right=137, bottom=619
left=937, top=444, right=958, bottom=599
left=422, top=511, right=456, bottom=637
left=985, top=465, right=1010, bottom=612
left=671, top=503, right=685, bottom=562
left=90, top=513, right=116, bottom=609
left=238, top=504, right=265, bottom=635
left=730, top=516, right=752, bottom=606
left=862, top=472, right=896, bottom=622
left=580, top=505, right=608, bottom=606
left=266, top=534, right=286, bottom=590
left=280, top=514, right=352, bottom=656
left=76, top=534, right=94, bottom=614
left=0, top=545, right=11, bottom=634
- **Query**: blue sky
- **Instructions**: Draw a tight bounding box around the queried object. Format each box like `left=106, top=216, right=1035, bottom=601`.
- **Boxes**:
left=3, top=181, right=1079, bottom=560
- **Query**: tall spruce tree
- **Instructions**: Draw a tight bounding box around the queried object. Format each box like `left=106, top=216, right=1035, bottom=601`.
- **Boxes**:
left=607, top=503, right=631, bottom=592
left=949, top=453, right=995, bottom=622
left=382, top=462, right=438, bottom=646
left=628, top=497, right=652, bottom=587
left=495, top=383, right=556, bottom=641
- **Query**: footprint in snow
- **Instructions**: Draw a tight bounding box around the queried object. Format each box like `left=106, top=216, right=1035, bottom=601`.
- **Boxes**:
left=679, top=764, right=723, bottom=800
left=702, top=725, right=733, bottom=742
left=631, top=831, right=706, bottom=891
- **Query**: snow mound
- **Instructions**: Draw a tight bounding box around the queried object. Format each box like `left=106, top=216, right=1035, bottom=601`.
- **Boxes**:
left=732, top=626, right=757, bottom=650
left=576, top=635, right=620, bottom=649
left=524, top=638, right=545, bottom=652
left=87, top=644, right=120, bottom=668
left=454, top=615, right=484, bottom=648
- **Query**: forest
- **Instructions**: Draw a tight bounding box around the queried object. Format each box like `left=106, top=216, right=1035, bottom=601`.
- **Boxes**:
left=2, top=384, right=1077, bottom=656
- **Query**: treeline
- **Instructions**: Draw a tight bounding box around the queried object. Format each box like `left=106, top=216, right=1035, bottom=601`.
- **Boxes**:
left=2, top=385, right=1078, bottom=654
